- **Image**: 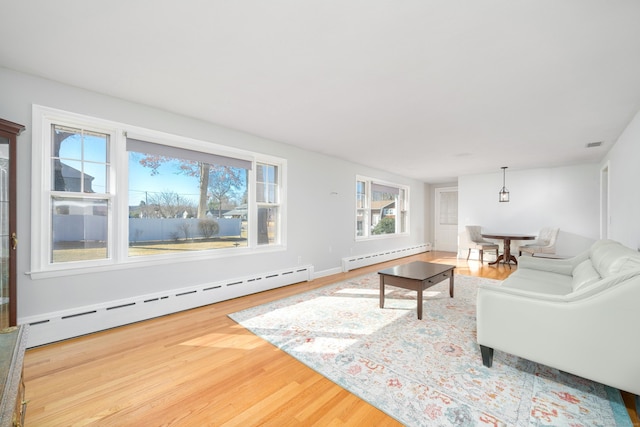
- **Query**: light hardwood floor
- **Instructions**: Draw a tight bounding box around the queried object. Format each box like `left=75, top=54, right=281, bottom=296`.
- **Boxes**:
left=23, top=251, right=639, bottom=426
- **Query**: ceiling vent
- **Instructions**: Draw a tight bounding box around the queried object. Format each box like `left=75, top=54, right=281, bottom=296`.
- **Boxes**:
left=586, top=141, right=603, bottom=148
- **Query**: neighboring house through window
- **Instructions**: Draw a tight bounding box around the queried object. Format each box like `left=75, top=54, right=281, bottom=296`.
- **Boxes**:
left=356, top=176, right=409, bottom=238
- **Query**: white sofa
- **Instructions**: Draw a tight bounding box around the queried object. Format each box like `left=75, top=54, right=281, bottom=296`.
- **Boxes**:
left=477, top=239, right=640, bottom=400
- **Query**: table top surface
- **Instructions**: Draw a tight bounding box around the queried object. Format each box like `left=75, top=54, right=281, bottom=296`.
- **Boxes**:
left=481, top=233, right=536, bottom=240
left=378, top=261, right=455, bottom=280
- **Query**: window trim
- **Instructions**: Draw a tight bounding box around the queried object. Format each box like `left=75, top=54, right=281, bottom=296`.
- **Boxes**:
left=30, top=105, right=287, bottom=279
left=355, top=175, right=409, bottom=240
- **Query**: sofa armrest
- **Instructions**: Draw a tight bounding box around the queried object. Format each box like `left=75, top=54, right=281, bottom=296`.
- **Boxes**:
left=517, top=251, right=588, bottom=275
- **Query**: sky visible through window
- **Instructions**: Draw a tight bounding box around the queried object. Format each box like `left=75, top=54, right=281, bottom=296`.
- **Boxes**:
left=128, top=155, right=202, bottom=206
left=58, top=131, right=249, bottom=209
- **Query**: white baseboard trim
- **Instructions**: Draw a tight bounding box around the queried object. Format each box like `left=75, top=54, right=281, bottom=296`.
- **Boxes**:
left=311, top=266, right=343, bottom=280
left=20, top=265, right=313, bottom=348
left=341, top=243, right=431, bottom=272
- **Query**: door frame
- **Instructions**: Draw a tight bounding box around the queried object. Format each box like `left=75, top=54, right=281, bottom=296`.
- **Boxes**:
left=600, top=162, right=610, bottom=240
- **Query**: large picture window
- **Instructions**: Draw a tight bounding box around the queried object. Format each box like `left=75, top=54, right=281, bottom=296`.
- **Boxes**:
left=126, top=138, right=250, bottom=256
left=356, top=176, right=409, bottom=239
left=31, top=106, right=285, bottom=276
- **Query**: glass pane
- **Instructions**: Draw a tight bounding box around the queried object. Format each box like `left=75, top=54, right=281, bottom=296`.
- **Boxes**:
left=356, top=181, right=366, bottom=209
left=257, top=206, right=278, bottom=245
left=83, top=133, right=108, bottom=163
left=0, top=146, right=8, bottom=201
left=52, top=125, right=109, bottom=193
left=52, top=159, right=81, bottom=191
left=0, top=237, right=8, bottom=330
left=356, top=209, right=366, bottom=237
left=256, top=164, right=278, bottom=203
left=54, top=127, right=81, bottom=159
left=51, top=197, right=109, bottom=263
left=0, top=201, right=7, bottom=237
left=0, top=163, right=7, bottom=207
left=83, top=163, right=108, bottom=193
left=371, top=186, right=397, bottom=235
left=127, top=149, right=249, bottom=257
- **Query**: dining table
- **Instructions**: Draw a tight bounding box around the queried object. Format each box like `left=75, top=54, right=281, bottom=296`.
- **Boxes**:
left=481, top=233, right=536, bottom=267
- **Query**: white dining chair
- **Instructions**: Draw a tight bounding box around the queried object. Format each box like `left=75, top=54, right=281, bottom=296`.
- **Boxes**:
left=518, top=227, right=559, bottom=256
left=464, top=225, right=499, bottom=263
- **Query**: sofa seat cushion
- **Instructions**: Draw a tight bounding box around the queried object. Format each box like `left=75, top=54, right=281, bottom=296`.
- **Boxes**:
left=503, top=268, right=573, bottom=295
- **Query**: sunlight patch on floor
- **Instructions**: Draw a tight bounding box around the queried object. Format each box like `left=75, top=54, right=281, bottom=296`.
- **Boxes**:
left=239, top=295, right=411, bottom=337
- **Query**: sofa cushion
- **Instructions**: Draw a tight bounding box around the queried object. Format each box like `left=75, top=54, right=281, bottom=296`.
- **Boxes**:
left=571, top=260, right=601, bottom=292
left=504, top=268, right=573, bottom=295
left=590, top=241, right=640, bottom=278
left=518, top=256, right=575, bottom=275
left=588, top=239, right=618, bottom=255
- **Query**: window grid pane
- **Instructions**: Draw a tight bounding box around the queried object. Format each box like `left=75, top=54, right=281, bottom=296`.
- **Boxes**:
left=356, top=181, right=367, bottom=209
left=51, top=125, right=109, bottom=194
left=51, top=196, right=109, bottom=263
left=257, top=206, right=278, bottom=245
left=256, top=163, right=278, bottom=204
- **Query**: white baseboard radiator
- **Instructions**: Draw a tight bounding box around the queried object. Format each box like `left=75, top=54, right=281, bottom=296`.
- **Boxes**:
left=341, top=243, right=431, bottom=272
left=21, top=265, right=313, bottom=348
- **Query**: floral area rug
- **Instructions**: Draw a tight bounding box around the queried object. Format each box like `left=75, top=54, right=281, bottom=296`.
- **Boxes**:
left=229, top=273, right=631, bottom=426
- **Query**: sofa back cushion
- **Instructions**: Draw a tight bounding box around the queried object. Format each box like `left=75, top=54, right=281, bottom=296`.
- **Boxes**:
left=589, top=239, right=618, bottom=253
left=572, top=260, right=601, bottom=292
left=590, top=241, right=640, bottom=278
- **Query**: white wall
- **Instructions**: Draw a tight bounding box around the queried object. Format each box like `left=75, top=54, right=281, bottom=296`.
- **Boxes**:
left=4, top=62, right=638, bottom=337
left=0, top=67, right=429, bottom=321
left=458, top=164, right=600, bottom=256
left=602, top=109, right=640, bottom=250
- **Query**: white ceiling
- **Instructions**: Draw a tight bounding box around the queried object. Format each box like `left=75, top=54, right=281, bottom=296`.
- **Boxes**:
left=2, top=1, right=640, bottom=182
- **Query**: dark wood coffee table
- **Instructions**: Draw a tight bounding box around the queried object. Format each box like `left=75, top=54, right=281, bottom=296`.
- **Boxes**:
left=378, top=261, right=455, bottom=320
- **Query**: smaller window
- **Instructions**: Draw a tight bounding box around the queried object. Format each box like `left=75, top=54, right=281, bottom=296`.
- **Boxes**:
left=256, top=163, right=280, bottom=245
left=355, top=177, right=409, bottom=239
left=50, top=125, right=112, bottom=264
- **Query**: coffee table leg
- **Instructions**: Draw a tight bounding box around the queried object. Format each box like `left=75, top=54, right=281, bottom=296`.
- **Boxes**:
left=449, top=274, right=454, bottom=297
left=379, top=275, right=385, bottom=309
left=417, top=285, right=423, bottom=320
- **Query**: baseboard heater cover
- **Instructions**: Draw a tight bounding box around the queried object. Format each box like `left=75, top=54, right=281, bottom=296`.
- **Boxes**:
left=341, top=243, right=431, bottom=272
left=20, top=265, right=313, bottom=348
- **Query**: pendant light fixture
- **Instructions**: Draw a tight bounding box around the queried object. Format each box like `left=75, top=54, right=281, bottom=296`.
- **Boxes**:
left=499, top=166, right=510, bottom=202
